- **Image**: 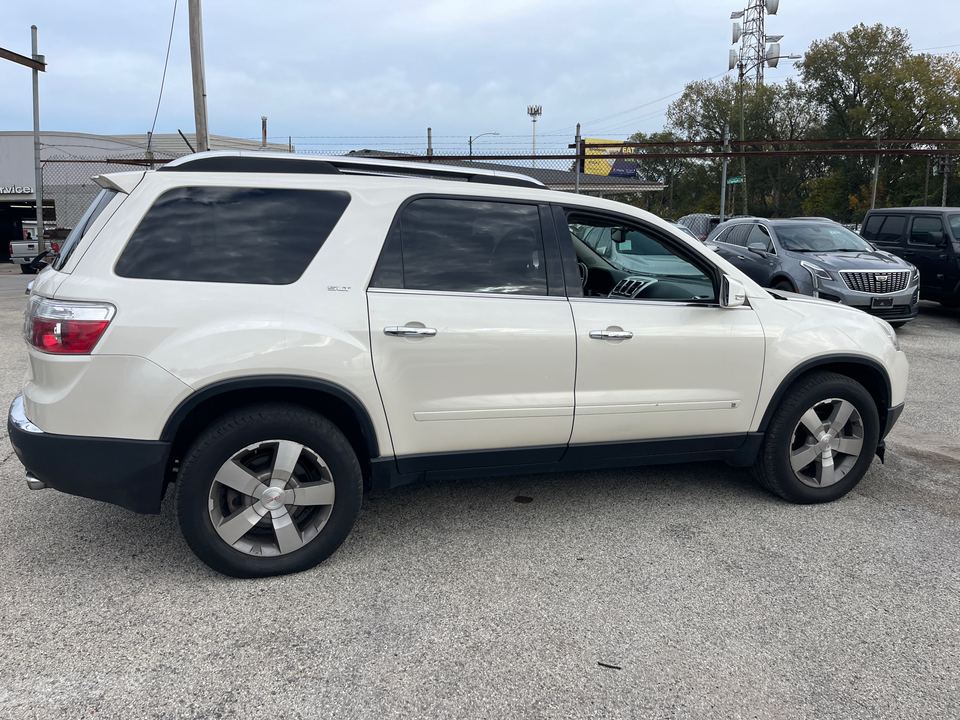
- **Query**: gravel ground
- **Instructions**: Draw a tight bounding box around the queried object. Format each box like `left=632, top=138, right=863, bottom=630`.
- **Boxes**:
left=0, top=267, right=957, bottom=719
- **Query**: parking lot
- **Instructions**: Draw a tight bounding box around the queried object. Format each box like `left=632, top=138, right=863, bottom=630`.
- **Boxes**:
left=0, top=261, right=957, bottom=720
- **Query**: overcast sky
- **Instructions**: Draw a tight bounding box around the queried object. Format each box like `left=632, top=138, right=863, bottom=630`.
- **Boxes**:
left=1, top=0, right=958, bottom=155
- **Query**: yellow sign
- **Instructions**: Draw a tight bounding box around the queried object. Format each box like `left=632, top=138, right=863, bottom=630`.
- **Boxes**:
left=583, top=139, right=639, bottom=177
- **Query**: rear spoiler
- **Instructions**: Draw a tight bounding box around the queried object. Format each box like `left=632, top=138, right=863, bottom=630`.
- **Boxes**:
left=92, top=171, right=144, bottom=194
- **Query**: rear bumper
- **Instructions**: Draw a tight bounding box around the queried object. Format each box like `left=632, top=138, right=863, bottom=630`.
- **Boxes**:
left=7, top=394, right=169, bottom=514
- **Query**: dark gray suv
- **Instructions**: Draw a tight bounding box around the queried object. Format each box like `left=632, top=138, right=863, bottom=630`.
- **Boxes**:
left=860, top=207, right=960, bottom=308
left=707, top=218, right=920, bottom=326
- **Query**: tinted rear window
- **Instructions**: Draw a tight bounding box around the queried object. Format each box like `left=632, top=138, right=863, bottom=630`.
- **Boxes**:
left=371, top=197, right=547, bottom=296
left=115, top=187, right=350, bottom=284
left=874, top=215, right=905, bottom=245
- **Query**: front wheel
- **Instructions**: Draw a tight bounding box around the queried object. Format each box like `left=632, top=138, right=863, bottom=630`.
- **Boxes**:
left=176, top=403, right=362, bottom=577
left=752, top=372, right=880, bottom=504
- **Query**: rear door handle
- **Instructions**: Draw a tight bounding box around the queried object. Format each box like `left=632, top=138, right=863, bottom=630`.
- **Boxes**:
left=384, top=326, right=437, bottom=337
left=589, top=330, right=633, bottom=340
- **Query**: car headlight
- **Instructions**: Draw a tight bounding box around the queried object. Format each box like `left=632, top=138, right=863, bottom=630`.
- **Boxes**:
left=799, top=260, right=834, bottom=282
left=874, top=316, right=900, bottom=351
left=909, top=264, right=920, bottom=283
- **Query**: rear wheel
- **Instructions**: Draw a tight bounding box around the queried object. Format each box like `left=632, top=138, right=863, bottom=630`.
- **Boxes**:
left=176, top=403, right=362, bottom=577
left=752, top=372, right=879, bottom=504
left=773, top=279, right=795, bottom=293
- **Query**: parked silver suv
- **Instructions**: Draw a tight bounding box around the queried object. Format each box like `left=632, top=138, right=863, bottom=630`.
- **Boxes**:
left=707, top=217, right=920, bottom=326
left=8, top=153, right=908, bottom=577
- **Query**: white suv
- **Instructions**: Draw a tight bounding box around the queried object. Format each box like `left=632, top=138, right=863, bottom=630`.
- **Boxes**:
left=8, top=153, right=908, bottom=577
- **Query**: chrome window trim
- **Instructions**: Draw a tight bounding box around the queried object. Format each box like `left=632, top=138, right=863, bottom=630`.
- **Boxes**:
left=366, top=287, right=569, bottom=302
left=568, top=297, right=739, bottom=310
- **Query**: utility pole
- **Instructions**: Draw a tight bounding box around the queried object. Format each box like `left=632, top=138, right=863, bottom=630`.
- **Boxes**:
left=942, top=155, right=951, bottom=207
left=31, top=26, right=44, bottom=244
left=188, top=0, right=210, bottom=152
left=870, top=137, right=880, bottom=210
left=720, top=124, right=730, bottom=222
left=3, top=31, right=48, bottom=243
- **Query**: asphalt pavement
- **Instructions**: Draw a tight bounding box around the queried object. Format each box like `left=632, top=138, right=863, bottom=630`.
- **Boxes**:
left=0, top=264, right=957, bottom=719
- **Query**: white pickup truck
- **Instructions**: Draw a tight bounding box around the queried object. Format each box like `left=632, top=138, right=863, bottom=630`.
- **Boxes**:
left=9, top=234, right=62, bottom=274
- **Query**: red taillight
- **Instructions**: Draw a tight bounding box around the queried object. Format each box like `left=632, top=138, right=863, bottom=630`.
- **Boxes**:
left=25, top=297, right=116, bottom=355
left=50, top=242, right=60, bottom=254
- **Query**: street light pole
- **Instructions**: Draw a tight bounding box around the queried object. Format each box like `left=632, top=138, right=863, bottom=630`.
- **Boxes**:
left=720, top=124, right=730, bottom=222
left=468, top=132, right=499, bottom=160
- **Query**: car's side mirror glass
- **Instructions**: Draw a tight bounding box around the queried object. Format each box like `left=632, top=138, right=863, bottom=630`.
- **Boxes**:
left=720, top=275, right=747, bottom=308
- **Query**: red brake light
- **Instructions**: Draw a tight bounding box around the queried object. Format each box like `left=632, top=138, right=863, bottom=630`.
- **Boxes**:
left=25, top=297, right=116, bottom=355
left=50, top=242, right=60, bottom=254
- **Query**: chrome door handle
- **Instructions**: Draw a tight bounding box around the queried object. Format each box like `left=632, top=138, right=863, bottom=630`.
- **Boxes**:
left=384, top=326, right=437, bottom=337
left=589, top=330, right=633, bottom=340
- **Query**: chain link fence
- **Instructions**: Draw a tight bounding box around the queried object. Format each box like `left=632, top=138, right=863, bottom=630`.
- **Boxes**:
left=40, top=145, right=679, bottom=230
left=41, top=152, right=179, bottom=229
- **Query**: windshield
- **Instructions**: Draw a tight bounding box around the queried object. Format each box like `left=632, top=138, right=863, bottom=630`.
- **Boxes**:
left=774, top=223, right=874, bottom=252
left=52, top=189, right=118, bottom=271
left=949, top=215, right=960, bottom=241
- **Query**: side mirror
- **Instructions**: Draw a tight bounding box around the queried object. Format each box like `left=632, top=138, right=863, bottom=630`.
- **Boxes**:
left=720, top=275, right=747, bottom=308
left=610, top=227, right=624, bottom=244
left=746, top=242, right=769, bottom=255
left=930, top=231, right=947, bottom=247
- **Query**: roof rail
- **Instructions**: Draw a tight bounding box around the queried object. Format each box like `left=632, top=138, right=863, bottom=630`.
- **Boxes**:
left=159, top=151, right=546, bottom=189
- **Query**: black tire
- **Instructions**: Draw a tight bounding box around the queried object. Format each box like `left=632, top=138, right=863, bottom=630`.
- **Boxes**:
left=889, top=321, right=907, bottom=328
left=20, top=264, right=37, bottom=275
left=939, top=300, right=960, bottom=309
left=752, top=371, right=880, bottom=504
left=176, top=403, right=362, bottom=577
left=773, top=279, right=795, bottom=293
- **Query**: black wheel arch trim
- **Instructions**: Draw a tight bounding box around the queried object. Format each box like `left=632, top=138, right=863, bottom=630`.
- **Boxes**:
left=756, top=354, right=893, bottom=434
left=160, top=375, right=381, bottom=459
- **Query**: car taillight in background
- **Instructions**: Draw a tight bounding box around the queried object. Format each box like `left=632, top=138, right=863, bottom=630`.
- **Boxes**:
left=24, top=296, right=116, bottom=354
left=50, top=242, right=60, bottom=254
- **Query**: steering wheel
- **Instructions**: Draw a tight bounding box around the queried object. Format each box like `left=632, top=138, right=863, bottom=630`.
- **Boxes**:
left=578, top=262, right=589, bottom=288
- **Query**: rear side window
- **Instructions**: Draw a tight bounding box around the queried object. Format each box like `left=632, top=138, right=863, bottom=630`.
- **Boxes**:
left=861, top=214, right=885, bottom=241
left=726, top=224, right=751, bottom=247
left=115, top=187, right=350, bottom=284
left=870, top=215, right=905, bottom=245
left=372, top=197, right=547, bottom=296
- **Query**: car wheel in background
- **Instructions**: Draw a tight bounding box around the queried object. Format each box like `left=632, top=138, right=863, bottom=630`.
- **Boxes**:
left=176, top=403, right=362, bottom=577
left=752, top=371, right=879, bottom=504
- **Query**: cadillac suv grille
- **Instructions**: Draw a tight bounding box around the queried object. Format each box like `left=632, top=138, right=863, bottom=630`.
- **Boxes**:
left=840, top=270, right=909, bottom=294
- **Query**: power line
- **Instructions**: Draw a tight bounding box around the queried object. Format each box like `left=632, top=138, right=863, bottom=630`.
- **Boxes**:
left=150, top=0, right=178, bottom=136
